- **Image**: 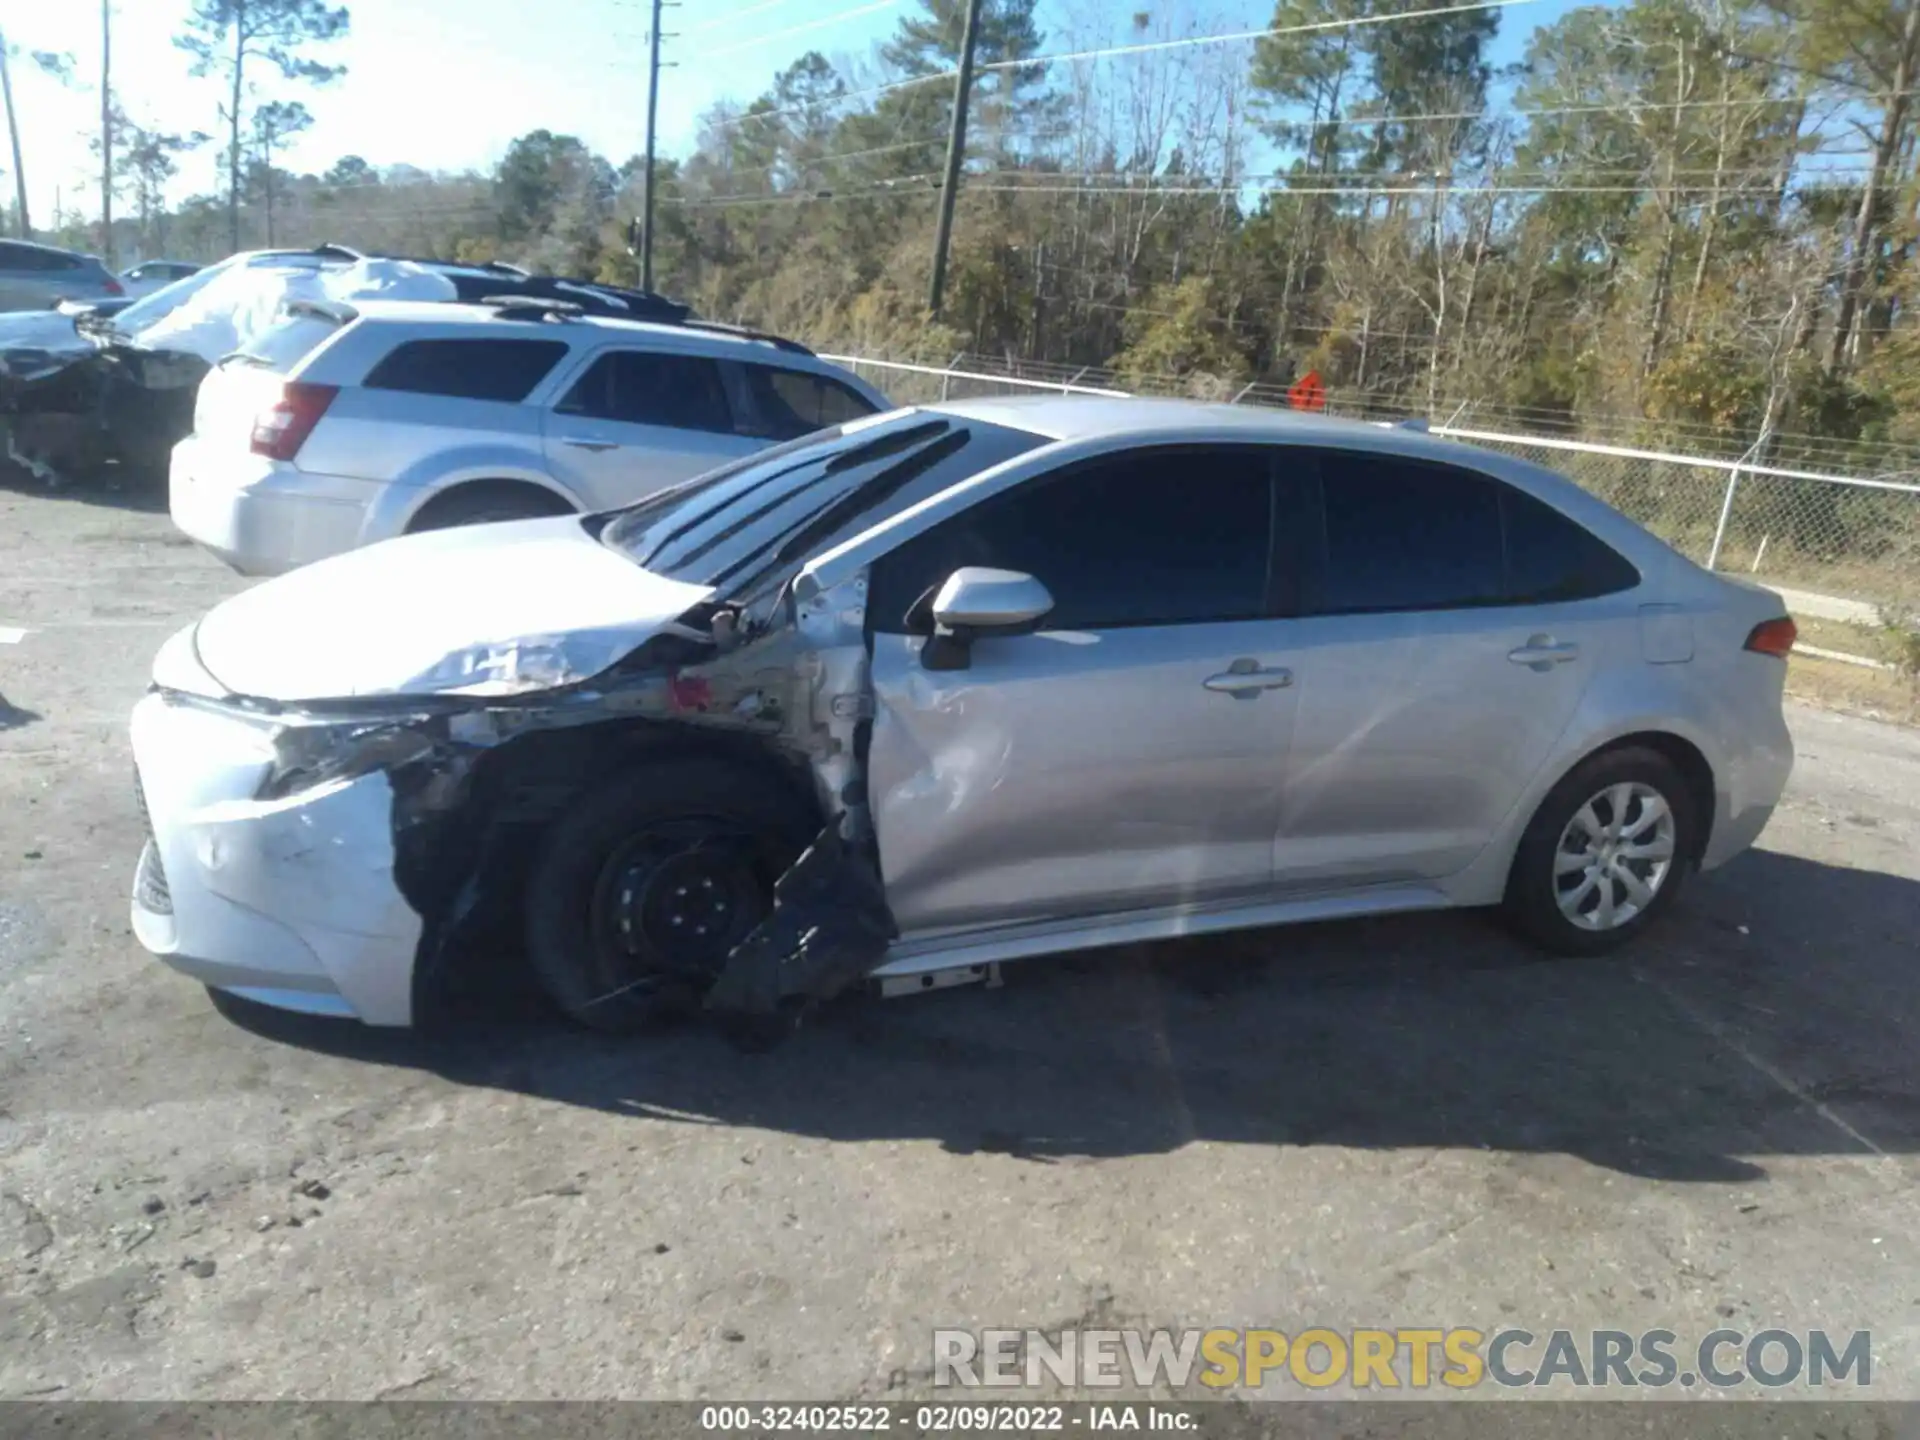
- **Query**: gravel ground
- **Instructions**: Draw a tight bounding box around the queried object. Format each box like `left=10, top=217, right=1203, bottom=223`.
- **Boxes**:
left=2, top=479, right=1918, bottom=1404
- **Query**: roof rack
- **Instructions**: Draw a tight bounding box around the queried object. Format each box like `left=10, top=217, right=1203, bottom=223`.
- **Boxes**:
left=479, top=295, right=586, bottom=322
left=679, top=319, right=815, bottom=356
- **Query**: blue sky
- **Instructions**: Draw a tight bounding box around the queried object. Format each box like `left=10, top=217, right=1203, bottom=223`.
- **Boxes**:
left=9, top=0, right=1592, bottom=234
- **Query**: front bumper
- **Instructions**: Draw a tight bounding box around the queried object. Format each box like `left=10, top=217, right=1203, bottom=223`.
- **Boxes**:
left=129, top=691, right=422, bottom=1025
left=169, top=434, right=388, bottom=576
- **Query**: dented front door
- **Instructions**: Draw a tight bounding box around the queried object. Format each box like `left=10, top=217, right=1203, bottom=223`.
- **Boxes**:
left=859, top=445, right=1299, bottom=936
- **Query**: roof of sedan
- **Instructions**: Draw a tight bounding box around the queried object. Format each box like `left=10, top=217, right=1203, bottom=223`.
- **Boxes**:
left=925, top=392, right=1407, bottom=445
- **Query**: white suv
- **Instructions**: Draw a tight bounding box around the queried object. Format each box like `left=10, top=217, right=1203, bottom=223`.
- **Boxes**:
left=169, top=297, right=891, bottom=575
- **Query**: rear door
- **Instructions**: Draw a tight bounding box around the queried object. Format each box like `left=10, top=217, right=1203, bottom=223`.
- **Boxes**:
left=542, top=346, right=761, bottom=508
left=865, top=445, right=1304, bottom=934
left=1272, top=450, right=1644, bottom=887
left=724, top=360, right=882, bottom=441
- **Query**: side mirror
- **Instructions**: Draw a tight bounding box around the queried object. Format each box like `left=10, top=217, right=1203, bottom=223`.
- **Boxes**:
left=922, top=567, right=1054, bottom=671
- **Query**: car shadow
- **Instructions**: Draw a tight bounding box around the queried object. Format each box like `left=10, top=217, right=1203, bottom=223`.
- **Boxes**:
left=0, top=693, right=41, bottom=731
left=216, top=846, right=1920, bottom=1182
left=0, top=455, right=167, bottom=513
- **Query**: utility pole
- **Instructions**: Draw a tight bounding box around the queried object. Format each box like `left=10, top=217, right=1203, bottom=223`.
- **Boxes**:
left=100, top=0, right=113, bottom=265
left=0, top=34, right=29, bottom=239
left=641, top=0, right=665, bottom=292
left=927, top=0, right=983, bottom=318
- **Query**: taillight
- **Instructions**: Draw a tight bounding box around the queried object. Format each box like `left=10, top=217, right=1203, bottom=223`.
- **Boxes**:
left=249, top=382, right=338, bottom=461
left=102, top=276, right=124, bottom=296
left=1744, top=616, right=1797, bottom=658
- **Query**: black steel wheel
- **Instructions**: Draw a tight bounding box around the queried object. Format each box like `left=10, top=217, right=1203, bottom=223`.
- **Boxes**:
left=524, top=760, right=817, bottom=1032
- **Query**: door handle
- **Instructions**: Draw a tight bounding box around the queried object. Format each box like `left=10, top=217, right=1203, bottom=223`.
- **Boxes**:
left=1508, top=635, right=1580, bottom=669
left=563, top=438, right=621, bottom=452
left=1203, top=658, right=1293, bottom=697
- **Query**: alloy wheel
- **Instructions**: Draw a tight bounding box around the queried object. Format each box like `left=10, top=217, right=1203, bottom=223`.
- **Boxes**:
left=1551, top=780, right=1678, bottom=932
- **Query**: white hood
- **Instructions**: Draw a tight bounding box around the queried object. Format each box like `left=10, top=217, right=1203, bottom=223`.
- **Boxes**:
left=191, top=517, right=715, bottom=702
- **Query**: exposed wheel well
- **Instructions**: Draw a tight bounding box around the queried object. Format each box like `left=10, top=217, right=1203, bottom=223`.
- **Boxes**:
left=401, top=718, right=827, bottom=1016
left=405, top=478, right=576, bottom=532
left=1577, top=731, right=1716, bottom=861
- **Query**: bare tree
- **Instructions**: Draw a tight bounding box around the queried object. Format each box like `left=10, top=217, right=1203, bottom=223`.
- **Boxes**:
left=0, top=33, right=75, bottom=240
left=248, top=98, right=311, bottom=243
left=175, top=0, right=348, bottom=251
left=100, top=0, right=113, bottom=263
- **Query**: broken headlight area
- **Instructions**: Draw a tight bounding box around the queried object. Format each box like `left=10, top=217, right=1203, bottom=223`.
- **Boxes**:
left=258, top=717, right=449, bottom=800
left=396, top=632, right=636, bottom=699
left=153, top=688, right=454, bottom=802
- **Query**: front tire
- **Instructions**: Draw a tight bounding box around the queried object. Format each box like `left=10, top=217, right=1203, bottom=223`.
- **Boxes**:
left=522, top=759, right=818, bottom=1033
left=1503, top=746, right=1698, bottom=957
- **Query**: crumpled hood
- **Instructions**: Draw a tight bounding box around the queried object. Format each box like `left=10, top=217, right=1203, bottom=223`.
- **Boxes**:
left=191, top=516, right=715, bottom=702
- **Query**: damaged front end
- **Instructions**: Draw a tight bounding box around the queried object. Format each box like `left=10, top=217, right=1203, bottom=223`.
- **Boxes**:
left=144, top=410, right=1050, bottom=1036
left=228, top=572, right=897, bottom=1035
left=0, top=319, right=207, bottom=487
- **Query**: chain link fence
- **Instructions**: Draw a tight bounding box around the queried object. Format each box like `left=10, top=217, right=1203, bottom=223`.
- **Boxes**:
left=829, top=353, right=1920, bottom=639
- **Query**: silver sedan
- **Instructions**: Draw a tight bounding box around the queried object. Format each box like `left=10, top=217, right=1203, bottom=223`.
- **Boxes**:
left=128, top=396, right=1795, bottom=1032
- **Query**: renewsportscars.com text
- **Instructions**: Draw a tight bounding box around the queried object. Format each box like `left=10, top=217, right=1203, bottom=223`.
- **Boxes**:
left=931, top=1327, right=1872, bottom=1392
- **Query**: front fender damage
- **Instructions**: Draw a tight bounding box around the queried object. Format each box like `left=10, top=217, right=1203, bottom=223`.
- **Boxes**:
left=702, top=822, right=898, bottom=1017
left=294, top=577, right=895, bottom=1034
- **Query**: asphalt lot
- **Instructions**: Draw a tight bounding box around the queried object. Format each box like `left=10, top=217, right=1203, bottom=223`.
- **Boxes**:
left=3, top=475, right=1919, bottom=1404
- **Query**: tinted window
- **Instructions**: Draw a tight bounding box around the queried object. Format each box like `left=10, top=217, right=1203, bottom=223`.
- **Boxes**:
left=602, top=413, right=1044, bottom=596
left=363, top=338, right=567, bottom=402
left=559, top=349, right=731, bottom=433
left=736, top=364, right=878, bottom=440
left=1502, top=486, right=1640, bottom=602
left=868, top=449, right=1274, bottom=633
left=1315, top=456, right=1505, bottom=614
left=0, top=243, right=79, bottom=272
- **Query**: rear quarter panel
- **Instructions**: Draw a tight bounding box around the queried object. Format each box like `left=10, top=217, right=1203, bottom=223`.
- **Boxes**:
left=1433, top=562, right=1794, bottom=905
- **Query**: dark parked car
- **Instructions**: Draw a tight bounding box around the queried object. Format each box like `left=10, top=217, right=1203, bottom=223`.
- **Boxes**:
left=0, top=240, right=123, bottom=312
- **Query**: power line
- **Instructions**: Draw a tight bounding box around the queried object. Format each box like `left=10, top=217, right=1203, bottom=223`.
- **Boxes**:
left=681, top=0, right=808, bottom=39
left=703, top=0, right=903, bottom=61
left=694, top=136, right=942, bottom=183
left=960, top=176, right=1868, bottom=198
left=981, top=161, right=1875, bottom=184
left=673, top=156, right=1879, bottom=208
left=708, top=0, right=1534, bottom=134
left=1268, top=87, right=1920, bottom=133
left=666, top=175, right=940, bottom=207
left=979, top=0, right=1537, bottom=73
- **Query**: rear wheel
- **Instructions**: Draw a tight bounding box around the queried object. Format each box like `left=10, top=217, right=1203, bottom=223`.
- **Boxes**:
left=407, top=481, right=575, bottom=532
left=523, top=760, right=818, bottom=1033
left=1503, top=746, right=1698, bottom=956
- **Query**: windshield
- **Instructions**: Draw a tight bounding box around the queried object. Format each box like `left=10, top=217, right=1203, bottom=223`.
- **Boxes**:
left=601, top=411, right=1045, bottom=600
left=109, top=258, right=236, bottom=337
